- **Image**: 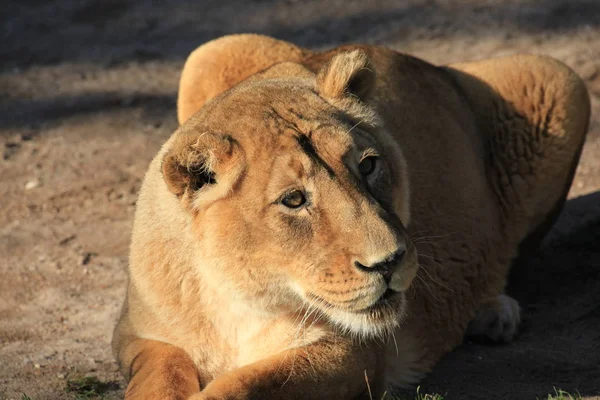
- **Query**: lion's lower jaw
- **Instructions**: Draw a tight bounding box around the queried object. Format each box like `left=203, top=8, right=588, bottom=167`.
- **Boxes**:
left=323, top=294, right=406, bottom=341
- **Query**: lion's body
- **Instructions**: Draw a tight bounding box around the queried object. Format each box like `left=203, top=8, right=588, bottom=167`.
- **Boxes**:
left=113, top=35, right=590, bottom=399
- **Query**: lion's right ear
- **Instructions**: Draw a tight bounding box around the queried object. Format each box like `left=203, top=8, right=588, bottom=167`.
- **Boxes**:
left=162, top=133, right=245, bottom=209
left=316, top=50, right=375, bottom=101
left=178, top=34, right=310, bottom=124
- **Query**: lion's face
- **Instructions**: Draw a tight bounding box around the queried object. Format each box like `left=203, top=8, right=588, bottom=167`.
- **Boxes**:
left=162, top=51, right=418, bottom=338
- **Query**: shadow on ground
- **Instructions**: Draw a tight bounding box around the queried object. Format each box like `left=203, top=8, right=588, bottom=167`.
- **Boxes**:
left=419, top=191, right=600, bottom=399
left=2, top=0, right=600, bottom=69
left=0, top=92, right=175, bottom=133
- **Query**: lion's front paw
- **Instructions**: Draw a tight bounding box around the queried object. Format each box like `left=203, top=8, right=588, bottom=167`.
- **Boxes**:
left=187, top=375, right=248, bottom=400
left=466, top=294, right=521, bottom=343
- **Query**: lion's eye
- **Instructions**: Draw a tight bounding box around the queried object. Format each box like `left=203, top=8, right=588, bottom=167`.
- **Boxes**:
left=358, top=156, right=378, bottom=176
left=281, top=190, right=307, bottom=209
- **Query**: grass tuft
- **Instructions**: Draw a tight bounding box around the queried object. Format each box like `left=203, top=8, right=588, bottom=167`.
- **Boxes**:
left=414, top=386, right=444, bottom=400
left=391, top=386, right=445, bottom=400
left=65, top=376, right=120, bottom=399
left=542, top=388, right=583, bottom=400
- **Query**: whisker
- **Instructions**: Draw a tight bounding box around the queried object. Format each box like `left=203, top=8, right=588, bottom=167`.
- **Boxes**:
left=416, top=271, right=441, bottom=302
left=417, top=262, right=453, bottom=293
left=346, top=118, right=366, bottom=135
left=418, top=253, right=446, bottom=264
left=409, top=230, right=460, bottom=241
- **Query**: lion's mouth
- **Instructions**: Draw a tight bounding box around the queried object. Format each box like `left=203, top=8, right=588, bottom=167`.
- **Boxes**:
left=381, top=288, right=399, bottom=301
left=356, top=288, right=402, bottom=314
left=307, top=288, right=402, bottom=313
left=303, top=287, right=405, bottom=337
left=304, top=289, right=405, bottom=338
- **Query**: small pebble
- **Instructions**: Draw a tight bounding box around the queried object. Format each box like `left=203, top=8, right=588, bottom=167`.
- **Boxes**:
left=25, top=179, right=41, bottom=190
left=80, top=252, right=94, bottom=265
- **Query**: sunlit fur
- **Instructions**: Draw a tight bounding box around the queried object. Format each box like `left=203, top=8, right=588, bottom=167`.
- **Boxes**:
left=113, top=34, right=590, bottom=400
left=152, top=54, right=417, bottom=345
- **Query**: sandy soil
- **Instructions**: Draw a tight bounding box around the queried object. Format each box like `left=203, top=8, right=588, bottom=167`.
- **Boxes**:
left=1, top=1, right=599, bottom=399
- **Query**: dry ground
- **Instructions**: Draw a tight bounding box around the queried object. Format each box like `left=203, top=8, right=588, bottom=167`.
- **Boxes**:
left=1, top=1, right=599, bottom=399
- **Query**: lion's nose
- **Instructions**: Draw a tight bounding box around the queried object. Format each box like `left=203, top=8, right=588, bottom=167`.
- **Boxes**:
left=354, top=248, right=406, bottom=284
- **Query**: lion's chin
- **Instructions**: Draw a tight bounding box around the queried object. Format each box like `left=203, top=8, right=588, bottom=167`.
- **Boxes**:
left=320, top=290, right=406, bottom=340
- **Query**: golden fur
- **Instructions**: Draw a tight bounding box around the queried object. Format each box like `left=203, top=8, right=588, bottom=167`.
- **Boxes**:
left=113, top=34, right=590, bottom=399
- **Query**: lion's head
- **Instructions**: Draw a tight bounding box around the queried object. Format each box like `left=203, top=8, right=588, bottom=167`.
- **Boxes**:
left=161, top=51, right=418, bottom=338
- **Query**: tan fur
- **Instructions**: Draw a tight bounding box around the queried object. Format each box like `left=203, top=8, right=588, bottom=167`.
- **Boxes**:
left=113, top=34, right=590, bottom=399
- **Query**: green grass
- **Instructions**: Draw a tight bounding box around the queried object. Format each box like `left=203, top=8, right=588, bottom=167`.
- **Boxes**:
left=391, top=386, right=582, bottom=400
left=412, top=387, right=444, bottom=400
left=542, top=388, right=583, bottom=400
left=64, top=376, right=120, bottom=399
left=381, top=386, right=445, bottom=400
left=18, top=384, right=583, bottom=400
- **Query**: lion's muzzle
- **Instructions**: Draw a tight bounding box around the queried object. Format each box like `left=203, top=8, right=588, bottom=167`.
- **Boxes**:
left=354, top=247, right=406, bottom=284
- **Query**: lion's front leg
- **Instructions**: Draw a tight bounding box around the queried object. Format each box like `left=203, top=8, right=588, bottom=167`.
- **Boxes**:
left=189, top=337, right=376, bottom=400
left=119, top=338, right=201, bottom=400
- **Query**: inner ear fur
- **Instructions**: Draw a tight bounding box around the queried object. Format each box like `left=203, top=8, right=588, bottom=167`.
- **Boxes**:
left=162, top=132, right=245, bottom=207
left=316, top=50, right=376, bottom=101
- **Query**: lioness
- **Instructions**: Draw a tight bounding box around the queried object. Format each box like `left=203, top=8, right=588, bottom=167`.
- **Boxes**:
left=113, top=34, right=590, bottom=399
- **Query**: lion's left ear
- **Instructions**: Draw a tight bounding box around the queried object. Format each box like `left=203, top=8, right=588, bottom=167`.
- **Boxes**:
left=162, top=131, right=245, bottom=210
left=316, top=50, right=376, bottom=101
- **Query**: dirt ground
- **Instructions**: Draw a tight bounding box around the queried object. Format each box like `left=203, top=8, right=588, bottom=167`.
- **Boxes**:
left=1, top=1, right=599, bottom=399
